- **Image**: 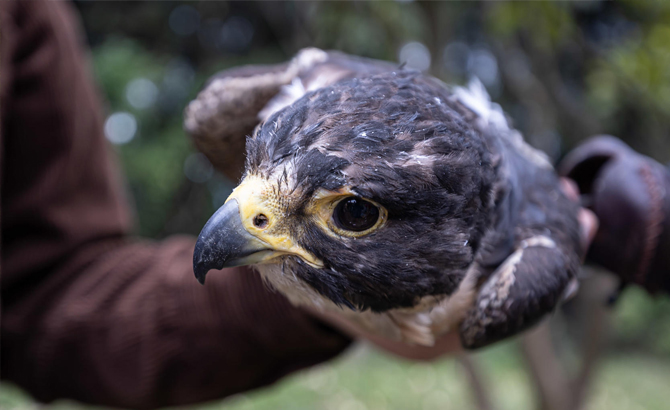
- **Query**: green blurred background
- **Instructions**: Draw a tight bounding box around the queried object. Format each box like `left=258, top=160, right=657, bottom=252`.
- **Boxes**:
left=3, top=1, right=670, bottom=409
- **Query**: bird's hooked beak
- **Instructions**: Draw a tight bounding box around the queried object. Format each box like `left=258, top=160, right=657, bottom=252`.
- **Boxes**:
left=193, top=198, right=271, bottom=284
left=193, top=176, right=323, bottom=284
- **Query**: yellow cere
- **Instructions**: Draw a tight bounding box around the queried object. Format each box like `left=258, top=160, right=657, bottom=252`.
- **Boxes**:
left=225, top=175, right=324, bottom=268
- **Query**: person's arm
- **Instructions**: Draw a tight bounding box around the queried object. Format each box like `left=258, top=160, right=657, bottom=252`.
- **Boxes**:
left=0, top=2, right=350, bottom=408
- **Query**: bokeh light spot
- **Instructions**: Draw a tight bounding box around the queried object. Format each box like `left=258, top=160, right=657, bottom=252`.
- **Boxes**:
left=468, top=48, right=499, bottom=87
left=398, top=41, right=431, bottom=72
left=219, top=16, right=254, bottom=53
left=125, top=78, right=159, bottom=110
left=104, top=112, right=137, bottom=145
left=160, top=59, right=196, bottom=113
left=169, top=5, right=200, bottom=37
left=184, top=153, right=214, bottom=183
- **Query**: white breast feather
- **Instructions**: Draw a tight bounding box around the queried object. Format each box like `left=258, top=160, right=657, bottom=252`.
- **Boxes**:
left=255, top=261, right=480, bottom=346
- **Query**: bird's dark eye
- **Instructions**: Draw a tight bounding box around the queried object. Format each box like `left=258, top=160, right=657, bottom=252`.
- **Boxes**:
left=333, top=197, right=380, bottom=232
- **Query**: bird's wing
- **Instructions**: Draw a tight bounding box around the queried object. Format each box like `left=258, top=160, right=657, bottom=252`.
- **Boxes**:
left=462, top=141, right=582, bottom=349
left=445, top=78, right=582, bottom=349
left=460, top=236, right=580, bottom=349
left=184, top=48, right=397, bottom=178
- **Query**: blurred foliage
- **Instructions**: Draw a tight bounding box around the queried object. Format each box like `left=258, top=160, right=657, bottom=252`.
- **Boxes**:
left=80, top=0, right=670, bottom=231
left=613, top=287, right=670, bottom=354
left=92, top=38, right=198, bottom=236
left=489, top=2, right=577, bottom=50
left=4, top=342, right=670, bottom=410
left=5, top=0, right=666, bottom=408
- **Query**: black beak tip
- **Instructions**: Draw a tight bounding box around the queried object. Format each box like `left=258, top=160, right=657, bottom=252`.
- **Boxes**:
left=192, top=198, right=267, bottom=286
left=193, top=262, right=208, bottom=285
left=193, top=238, right=209, bottom=285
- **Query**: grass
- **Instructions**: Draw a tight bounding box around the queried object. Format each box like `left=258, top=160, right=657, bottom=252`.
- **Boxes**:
left=3, top=340, right=670, bottom=410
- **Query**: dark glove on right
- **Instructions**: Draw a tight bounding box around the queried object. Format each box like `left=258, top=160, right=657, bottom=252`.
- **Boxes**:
left=559, top=136, right=670, bottom=295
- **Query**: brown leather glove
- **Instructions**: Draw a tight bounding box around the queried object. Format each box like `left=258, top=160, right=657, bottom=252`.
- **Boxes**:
left=559, top=136, right=670, bottom=295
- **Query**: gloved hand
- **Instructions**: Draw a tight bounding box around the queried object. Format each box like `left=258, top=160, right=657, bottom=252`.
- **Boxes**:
left=559, top=135, right=670, bottom=295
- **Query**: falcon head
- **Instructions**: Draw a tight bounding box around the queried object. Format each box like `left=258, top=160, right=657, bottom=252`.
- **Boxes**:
left=193, top=71, right=496, bottom=312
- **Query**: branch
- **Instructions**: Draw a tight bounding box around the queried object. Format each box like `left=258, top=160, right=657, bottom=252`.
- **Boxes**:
left=457, top=354, right=497, bottom=410
left=519, top=322, right=572, bottom=410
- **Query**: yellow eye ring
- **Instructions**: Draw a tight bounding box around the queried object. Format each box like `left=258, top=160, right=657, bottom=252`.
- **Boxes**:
left=327, top=196, right=387, bottom=238
left=307, top=188, right=388, bottom=239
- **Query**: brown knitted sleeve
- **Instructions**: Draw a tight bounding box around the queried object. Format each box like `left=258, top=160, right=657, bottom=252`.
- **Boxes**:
left=4, top=237, right=350, bottom=409
left=0, top=2, right=350, bottom=408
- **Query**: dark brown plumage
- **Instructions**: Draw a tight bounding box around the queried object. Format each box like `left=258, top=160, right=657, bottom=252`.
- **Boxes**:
left=187, top=49, right=583, bottom=349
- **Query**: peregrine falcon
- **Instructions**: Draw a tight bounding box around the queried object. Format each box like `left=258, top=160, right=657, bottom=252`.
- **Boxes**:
left=186, top=49, right=583, bottom=349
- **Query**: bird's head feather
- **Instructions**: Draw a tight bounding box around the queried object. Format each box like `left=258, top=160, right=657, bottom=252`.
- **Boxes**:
left=195, top=70, right=496, bottom=312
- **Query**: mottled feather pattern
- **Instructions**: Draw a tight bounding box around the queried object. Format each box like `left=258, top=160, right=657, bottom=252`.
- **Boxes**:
left=188, top=49, right=583, bottom=347
left=245, top=71, right=496, bottom=312
left=246, top=70, right=581, bottom=346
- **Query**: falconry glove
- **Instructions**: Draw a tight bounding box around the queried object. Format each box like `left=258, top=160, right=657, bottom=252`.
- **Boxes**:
left=560, top=135, right=670, bottom=296
left=186, top=49, right=583, bottom=349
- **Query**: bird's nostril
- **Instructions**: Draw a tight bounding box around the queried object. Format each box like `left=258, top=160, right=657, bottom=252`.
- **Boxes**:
left=253, top=214, right=269, bottom=229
